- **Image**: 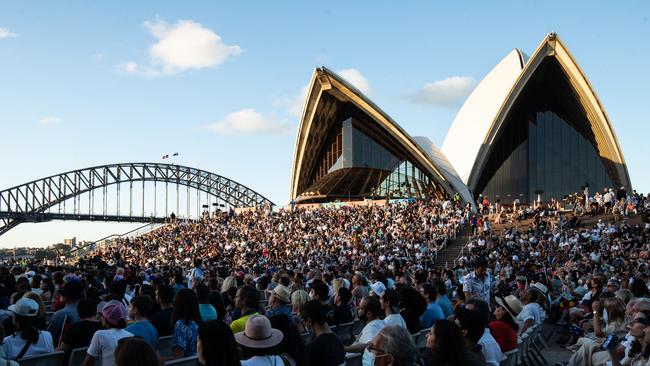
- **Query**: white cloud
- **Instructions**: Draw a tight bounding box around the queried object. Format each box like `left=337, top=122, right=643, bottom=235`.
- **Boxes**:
left=409, top=76, right=476, bottom=107
left=119, top=18, right=242, bottom=76
left=206, top=109, right=294, bottom=135
left=38, top=117, right=63, bottom=125
left=0, top=27, right=17, bottom=39
left=94, top=53, right=105, bottom=60
left=116, top=61, right=139, bottom=74
left=337, top=68, right=371, bottom=95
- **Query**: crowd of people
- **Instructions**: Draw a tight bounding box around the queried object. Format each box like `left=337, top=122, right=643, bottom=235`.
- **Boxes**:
left=0, top=190, right=647, bottom=366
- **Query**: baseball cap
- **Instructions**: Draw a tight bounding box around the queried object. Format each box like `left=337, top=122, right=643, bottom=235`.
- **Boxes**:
left=102, top=302, right=127, bottom=325
left=9, top=298, right=39, bottom=317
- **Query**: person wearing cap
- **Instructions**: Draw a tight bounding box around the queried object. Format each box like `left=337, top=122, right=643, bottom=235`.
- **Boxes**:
left=302, top=300, right=345, bottom=366
left=235, top=315, right=284, bottom=366
left=82, top=302, right=133, bottom=366
left=265, top=285, right=292, bottom=318
left=463, top=258, right=493, bottom=306
left=491, top=295, right=522, bottom=352
left=1, top=298, right=54, bottom=360
left=513, top=275, right=528, bottom=299
left=420, top=283, right=445, bottom=328
left=47, top=279, right=84, bottom=347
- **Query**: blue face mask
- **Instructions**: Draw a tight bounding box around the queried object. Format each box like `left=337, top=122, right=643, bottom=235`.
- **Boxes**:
left=362, top=349, right=375, bottom=366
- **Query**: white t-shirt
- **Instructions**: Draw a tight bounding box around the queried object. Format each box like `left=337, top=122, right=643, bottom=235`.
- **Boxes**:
left=2, top=331, right=54, bottom=360
left=358, top=319, right=385, bottom=344
left=241, top=355, right=285, bottom=366
left=383, top=314, right=407, bottom=329
left=87, top=328, right=133, bottom=366
left=516, top=303, right=542, bottom=330
left=478, top=328, right=503, bottom=366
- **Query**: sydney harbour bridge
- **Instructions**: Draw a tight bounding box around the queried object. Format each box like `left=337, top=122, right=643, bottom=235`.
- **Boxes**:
left=0, top=162, right=274, bottom=237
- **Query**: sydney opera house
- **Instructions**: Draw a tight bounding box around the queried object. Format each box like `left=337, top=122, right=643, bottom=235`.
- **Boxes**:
left=289, top=33, right=631, bottom=207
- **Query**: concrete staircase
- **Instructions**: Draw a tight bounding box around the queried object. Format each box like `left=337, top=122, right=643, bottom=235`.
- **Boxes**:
left=432, top=227, right=471, bottom=268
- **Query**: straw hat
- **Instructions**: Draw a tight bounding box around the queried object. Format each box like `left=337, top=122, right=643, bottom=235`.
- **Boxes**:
left=235, top=315, right=283, bottom=349
left=495, top=295, right=523, bottom=320
left=272, top=285, right=291, bottom=303
left=530, top=282, right=548, bottom=296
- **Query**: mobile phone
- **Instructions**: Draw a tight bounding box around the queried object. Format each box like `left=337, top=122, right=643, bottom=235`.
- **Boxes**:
left=601, top=335, right=620, bottom=350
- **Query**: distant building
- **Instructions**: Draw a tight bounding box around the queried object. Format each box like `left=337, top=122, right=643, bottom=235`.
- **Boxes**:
left=64, top=237, right=76, bottom=248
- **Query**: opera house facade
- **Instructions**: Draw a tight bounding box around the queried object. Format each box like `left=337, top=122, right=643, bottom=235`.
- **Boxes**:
left=290, top=33, right=631, bottom=207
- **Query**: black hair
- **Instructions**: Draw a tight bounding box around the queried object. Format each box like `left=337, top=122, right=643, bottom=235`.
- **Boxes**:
left=77, top=298, right=99, bottom=319
left=381, top=289, right=400, bottom=310
left=114, top=336, right=160, bottom=366
left=421, top=283, right=438, bottom=301
left=433, top=280, right=447, bottom=298
left=196, top=284, right=211, bottom=304
left=198, top=320, right=240, bottom=366
left=209, top=291, right=226, bottom=323
left=338, top=287, right=352, bottom=304
left=311, top=282, right=329, bottom=301
left=362, top=296, right=382, bottom=318
left=456, top=308, right=485, bottom=344
left=465, top=298, right=490, bottom=326
left=429, top=320, right=469, bottom=365
left=13, top=314, right=39, bottom=344
left=131, top=295, right=154, bottom=318
left=171, top=288, right=202, bottom=326
left=156, top=284, right=174, bottom=305
left=269, top=314, right=305, bottom=365
left=301, top=300, right=328, bottom=324
left=238, top=285, right=259, bottom=310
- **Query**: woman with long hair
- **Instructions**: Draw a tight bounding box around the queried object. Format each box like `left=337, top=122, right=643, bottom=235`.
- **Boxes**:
left=1, top=298, right=54, bottom=360
left=168, top=288, right=202, bottom=360
left=22, top=292, right=47, bottom=330
left=269, top=314, right=305, bottom=366
left=39, top=277, right=55, bottom=302
left=398, top=286, right=427, bottom=334
left=197, top=320, right=240, bottom=366
left=425, top=319, right=470, bottom=366
left=490, top=296, right=521, bottom=352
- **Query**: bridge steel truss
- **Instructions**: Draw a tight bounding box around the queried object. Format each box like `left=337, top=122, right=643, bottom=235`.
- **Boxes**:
left=0, top=162, right=274, bottom=236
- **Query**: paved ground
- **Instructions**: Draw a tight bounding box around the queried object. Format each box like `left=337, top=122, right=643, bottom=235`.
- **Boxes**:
left=541, top=322, right=572, bottom=365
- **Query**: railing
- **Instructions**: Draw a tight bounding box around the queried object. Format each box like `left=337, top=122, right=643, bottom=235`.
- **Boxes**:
left=65, top=221, right=166, bottom=259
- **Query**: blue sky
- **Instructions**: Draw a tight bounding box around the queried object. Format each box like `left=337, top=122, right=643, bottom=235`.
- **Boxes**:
left=1, top=1, right=649, bottom=247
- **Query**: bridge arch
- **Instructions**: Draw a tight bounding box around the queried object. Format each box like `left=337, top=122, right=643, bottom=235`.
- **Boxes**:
left=0, top=162, right=274, bottom=236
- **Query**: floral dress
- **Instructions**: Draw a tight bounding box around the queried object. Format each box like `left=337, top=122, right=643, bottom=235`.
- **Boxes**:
left=172, top=320, right=199, bottom=357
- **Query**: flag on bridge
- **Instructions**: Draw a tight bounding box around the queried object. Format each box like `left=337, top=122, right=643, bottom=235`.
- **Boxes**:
left=162, top=154, right=169, bottom=159
left=172, top=152, right=179, bottom=156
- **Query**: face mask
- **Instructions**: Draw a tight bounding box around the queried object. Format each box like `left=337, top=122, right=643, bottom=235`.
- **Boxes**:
left=362, top=349, right=375, bottom=366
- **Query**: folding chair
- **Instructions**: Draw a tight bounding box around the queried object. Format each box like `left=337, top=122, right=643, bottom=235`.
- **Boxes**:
left=19, top=351, right=65, bottom=366
left=68, top=347, right=88, bottom=366
left=157, top=335, right=174, bottom=357
left=164, top=356, right=199, bottom=366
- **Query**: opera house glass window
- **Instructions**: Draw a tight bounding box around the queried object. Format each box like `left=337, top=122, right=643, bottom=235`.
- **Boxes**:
left=301, top=118, right=440, bottom=201
left=479, top=58, right=614, bottom=203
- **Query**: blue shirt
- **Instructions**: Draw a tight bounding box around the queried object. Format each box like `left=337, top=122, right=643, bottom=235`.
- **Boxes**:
left=199, top=304, right=217, bottom=322
left=265, top=304, right=292, bottom=318
left=436, top=296, right=454, bottom=319
left=126, top=321, right=158, bottom=348
left=172, top=320, right=199, bottom=357
left=420, top=302, right=445, bottom=328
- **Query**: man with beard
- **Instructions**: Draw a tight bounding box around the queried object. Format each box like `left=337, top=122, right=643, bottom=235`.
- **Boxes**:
left=344, top=296, right=384, bottom=354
